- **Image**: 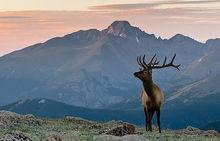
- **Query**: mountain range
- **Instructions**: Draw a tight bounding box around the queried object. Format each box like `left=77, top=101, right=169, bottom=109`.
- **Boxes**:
left=0, top=21, right=220, bottom=129
left=0, top=98, right=144, bottom=125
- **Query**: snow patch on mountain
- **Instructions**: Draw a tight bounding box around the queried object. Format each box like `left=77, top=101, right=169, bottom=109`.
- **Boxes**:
left=15, top=100, right=25, bottom=107
left=38, top=99, right=46, bottom=104
left=136, top=37, right=140, bottom=43
left=198, top=58, right=202, bottom=62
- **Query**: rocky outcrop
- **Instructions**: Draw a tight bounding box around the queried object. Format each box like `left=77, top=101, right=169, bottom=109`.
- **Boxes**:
left=176, top=126, right=219, bottom=137
left=0, top=111, right=42, bottom=127
left=0, top=132, right=32, bottom=141
left=65, top=117, right=136, bottom=137
left=105, top=124, right=135, bottom=136
left=98, top=121, right=136, bottom=136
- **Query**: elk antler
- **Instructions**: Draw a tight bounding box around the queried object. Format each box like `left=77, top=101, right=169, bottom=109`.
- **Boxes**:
left=137, top=54, right=158, bottom=69
left=142, top=54, right=160, bottom=68
left=147, top=54, right=156, bottom=66
left=151, top=54, right=181, bottom=70
left=142, top=55, right=148, bottom=67
left=137, top=56, right=142, bottom=67
left=137, top=56, right=146, bottom=68
left=137, top=54, right=181, bottom=71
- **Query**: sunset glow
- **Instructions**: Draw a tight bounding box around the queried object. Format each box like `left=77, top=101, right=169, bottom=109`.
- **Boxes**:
left=0, top=0, right=220, bottom=56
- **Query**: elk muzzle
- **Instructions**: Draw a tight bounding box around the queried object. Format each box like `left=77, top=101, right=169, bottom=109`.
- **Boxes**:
left=133, top=72, right=140, bottom=78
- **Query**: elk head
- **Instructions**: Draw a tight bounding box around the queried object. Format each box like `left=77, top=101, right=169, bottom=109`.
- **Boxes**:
left=134, top=54, right=181, bottom=82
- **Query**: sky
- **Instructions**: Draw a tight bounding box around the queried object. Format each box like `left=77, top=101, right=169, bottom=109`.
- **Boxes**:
left=0, top=0, right=220, bottom=56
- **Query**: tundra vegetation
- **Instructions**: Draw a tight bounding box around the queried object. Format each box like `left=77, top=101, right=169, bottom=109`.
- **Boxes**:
left=0, top=111, right=219, bottom=141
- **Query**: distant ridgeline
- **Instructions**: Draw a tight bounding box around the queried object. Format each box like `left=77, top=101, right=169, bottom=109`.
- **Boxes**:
left=1, top=98, right=220, bottom=132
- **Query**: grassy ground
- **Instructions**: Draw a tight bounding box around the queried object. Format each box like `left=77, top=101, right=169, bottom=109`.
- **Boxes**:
left=0, top=118, right=219, bottom=141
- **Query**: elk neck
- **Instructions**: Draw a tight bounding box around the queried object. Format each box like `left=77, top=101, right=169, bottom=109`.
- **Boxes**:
left=143, top=79, right=154, bottom=97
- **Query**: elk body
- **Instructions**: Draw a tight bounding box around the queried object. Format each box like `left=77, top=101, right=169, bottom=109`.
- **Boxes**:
left=134, top=54, right=180, bottom=133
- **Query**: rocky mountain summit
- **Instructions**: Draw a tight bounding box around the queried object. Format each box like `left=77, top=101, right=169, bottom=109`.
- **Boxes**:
left=0, top=111, right=219, bottom=141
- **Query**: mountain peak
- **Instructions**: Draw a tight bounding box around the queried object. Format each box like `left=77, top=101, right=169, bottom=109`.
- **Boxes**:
left=110, top=21, right=131, bottom=28
left=169, top=34, right=197, bottom=42
left=105, top=21, right=134, bottom=37
left=170, top=34, right=187, bottom=39
left=205, top=38, right=220, bottom=49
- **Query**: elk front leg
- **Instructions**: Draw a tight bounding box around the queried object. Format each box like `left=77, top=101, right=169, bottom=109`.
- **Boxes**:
left=144, top=107, right=148, bottom=131
left=156, top=110, right=161, bottom=133
left=150, top=109, right=155, bottom=132
left=148, top=109, right=154, bottom=132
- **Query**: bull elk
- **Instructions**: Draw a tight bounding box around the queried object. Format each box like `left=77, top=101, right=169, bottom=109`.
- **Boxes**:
left=134, top=54, right=180, bottom=133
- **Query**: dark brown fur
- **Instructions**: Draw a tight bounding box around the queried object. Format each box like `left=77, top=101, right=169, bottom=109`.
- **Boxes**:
left=134, top=69, right=164, bottom=133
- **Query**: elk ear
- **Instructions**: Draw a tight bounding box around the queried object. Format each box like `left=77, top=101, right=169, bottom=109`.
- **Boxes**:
left=139, top=68, right=142, bottom=71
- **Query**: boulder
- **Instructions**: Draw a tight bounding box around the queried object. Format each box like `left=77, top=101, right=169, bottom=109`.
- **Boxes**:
left=102, top=123, right=135, bottom=136
left=177, top=126, right=219, bottom=137
left=202, top=130, right=219, bottom=137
